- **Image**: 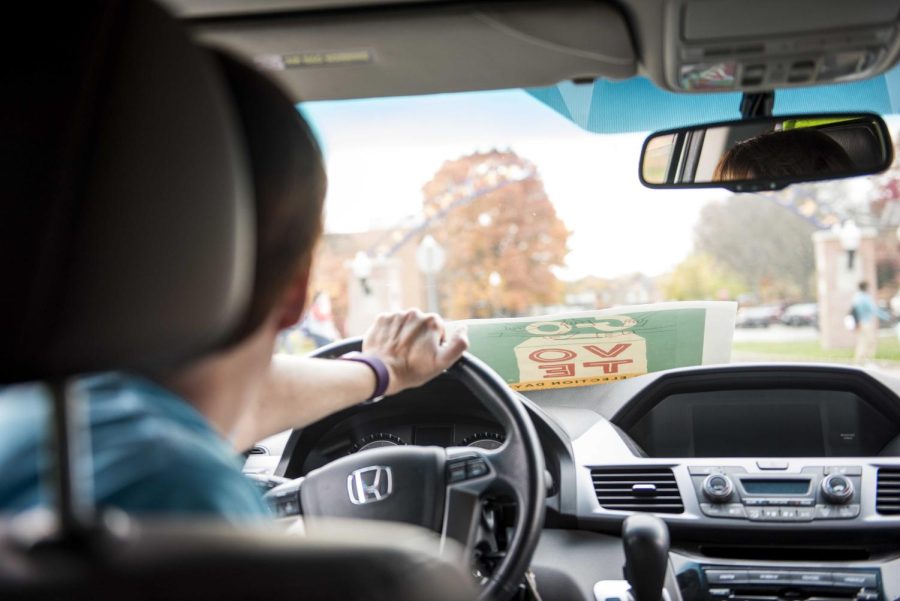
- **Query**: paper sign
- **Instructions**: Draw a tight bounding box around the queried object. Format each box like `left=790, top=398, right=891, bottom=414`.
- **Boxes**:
left=456, top=302, right=737, bottom=391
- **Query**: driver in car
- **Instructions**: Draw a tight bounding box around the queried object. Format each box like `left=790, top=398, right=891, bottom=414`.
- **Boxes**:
left=0, top=53, right=468, bottom=520
left=713, top=128, right=855, bottom=181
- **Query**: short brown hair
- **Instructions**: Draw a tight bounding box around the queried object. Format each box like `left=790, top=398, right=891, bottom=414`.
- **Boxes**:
left=714, top=128, right=854, bottom=181
left=216, top=52, right=327, bottom=342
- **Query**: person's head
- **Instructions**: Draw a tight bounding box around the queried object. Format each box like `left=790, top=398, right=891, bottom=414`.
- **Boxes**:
left=217, top=53, right=327, bottom=344
left=859, top=281, right=870, bottom=292
left=159, top=53, right=327, bottom=422
left=713, top=128, right=854, bottom=182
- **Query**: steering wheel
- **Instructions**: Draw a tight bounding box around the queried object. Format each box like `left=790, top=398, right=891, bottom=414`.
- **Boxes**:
left=290, top=338, right=546, bottom=600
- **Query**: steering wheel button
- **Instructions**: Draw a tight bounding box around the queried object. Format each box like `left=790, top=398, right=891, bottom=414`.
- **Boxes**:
left=448, top=463, right=468, bottom=482
left=466, top=459, right=488, bottom=478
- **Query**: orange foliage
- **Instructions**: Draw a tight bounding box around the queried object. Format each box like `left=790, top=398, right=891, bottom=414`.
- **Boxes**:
left=422, top=150, right=569, bottom=319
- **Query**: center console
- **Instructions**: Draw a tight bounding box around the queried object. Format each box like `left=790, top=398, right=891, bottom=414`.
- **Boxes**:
left=690, top=464, right=861, bottom=522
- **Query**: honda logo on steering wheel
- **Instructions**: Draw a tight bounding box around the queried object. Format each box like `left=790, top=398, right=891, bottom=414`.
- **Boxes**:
left=347, top=465, right=393, bottom=505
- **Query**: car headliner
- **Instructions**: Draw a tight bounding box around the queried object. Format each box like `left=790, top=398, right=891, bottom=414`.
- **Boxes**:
left=529, top=66, right=900, bottom=134
left=160, top=0, right=900, bottom=107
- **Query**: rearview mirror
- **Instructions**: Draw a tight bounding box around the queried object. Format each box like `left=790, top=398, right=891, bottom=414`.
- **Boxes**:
left=639, top=113, right=893, bottom=192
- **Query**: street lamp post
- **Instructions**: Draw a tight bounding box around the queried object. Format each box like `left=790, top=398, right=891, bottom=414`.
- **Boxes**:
left=351, top=251, right=373, bottom=296
left=416, top=235, right=446, bottom=313
left=488, top=271, right=502, bottom=316
left=835, top=220, right=861, bottom=270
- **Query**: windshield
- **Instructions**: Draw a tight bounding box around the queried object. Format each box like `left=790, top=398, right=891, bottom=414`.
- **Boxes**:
left=285, top=84, right=900, bottom=377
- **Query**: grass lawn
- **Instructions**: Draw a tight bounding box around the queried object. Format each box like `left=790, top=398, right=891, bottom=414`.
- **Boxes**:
left=732, top=335, right=900, bottom=363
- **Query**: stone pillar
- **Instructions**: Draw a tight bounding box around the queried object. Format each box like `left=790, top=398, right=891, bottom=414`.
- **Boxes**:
left=813, top=228, right=878, bottom=349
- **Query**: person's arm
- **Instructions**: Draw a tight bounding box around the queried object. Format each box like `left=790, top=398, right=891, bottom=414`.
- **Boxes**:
left=231, top=310, right=468, bottom=451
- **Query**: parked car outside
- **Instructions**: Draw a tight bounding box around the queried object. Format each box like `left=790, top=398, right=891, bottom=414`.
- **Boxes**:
left=736, top=305, right=781, bottom=328
left=781, top=303, right=818, bottom=327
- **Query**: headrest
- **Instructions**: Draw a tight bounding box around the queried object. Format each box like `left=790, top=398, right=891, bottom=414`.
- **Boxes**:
left=821, top=123, right=882, bottom=171
left=0, top=1, right=254, bottom=384
left=212, top=51, right=327, bottom=344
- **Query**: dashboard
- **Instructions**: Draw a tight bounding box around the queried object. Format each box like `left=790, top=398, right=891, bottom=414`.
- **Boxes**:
left=250, top=363, right=900, bottom=601
left=277, top=376, right=509, bottom=478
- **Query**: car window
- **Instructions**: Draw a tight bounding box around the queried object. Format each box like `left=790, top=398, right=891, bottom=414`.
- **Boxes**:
left=283, top=88, right=900, bottom=376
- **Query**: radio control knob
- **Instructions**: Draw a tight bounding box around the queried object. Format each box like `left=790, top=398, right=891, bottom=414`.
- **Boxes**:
left=821, top=474, right=853, bottom=504
left=702, top=474, right=734, bottom=503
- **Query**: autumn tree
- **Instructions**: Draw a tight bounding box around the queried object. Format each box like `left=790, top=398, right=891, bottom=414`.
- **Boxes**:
left=422, top=150, right=569, bottom=319
left=694, top=195, right=817, bottom=300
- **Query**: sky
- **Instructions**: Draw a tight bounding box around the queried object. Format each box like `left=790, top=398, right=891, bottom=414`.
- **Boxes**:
left=300, top=89, right=724, bottom=281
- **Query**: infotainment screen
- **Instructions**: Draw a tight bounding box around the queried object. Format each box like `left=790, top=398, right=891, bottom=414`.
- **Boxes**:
left=692, top=401, right=824, bottom=456
left=626, top=388, right=898, bottom=457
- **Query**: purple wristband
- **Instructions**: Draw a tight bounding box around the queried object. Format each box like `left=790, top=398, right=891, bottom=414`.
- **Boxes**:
left=339, top=352, right=390, bottom=404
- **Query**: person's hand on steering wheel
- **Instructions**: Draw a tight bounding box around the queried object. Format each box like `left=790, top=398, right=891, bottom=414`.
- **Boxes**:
left=363, top=309, right=469, bottom=396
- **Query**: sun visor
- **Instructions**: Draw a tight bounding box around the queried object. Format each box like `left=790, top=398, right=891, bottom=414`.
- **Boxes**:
left=193, top=1, right=636, bottom=101
left=527, top=65, right=900, bottom=134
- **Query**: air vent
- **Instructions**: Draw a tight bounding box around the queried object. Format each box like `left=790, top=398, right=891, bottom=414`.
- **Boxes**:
left=876, top=468, right=900, bottom=514
left=591, top=467, right=684, bottom=514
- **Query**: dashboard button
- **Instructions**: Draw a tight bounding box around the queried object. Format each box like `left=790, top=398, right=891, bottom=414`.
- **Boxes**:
left=788, top=571, right=832, bottom=586
left=815, top=505, right=839, bottom=519
left=722, top=504, right=746, bottom=518
left=778, top=508, right=798, bottom=520
left=689, top=466, right=717, bottom=475
left=706, top=570, right=748, bottom=584
left=785, top=498, right=814, bottom=506
left=700, top=503, right=724, bottom=517
left=832, top=572, right=876, bottom=588
left=761, top=508, right=780, bottom=520
left=703, top=474, right=734, bottom=502
left=825, top=466, right=862, bottom=476
left=748, top=570, right=790, bottom=584
left=821, top=474, right=854, bottom=504
left=746, top=507, right=762, bottom=520
left=795, top=507, right=814, bottom=520
left=837, top=504, right=860, bottom=519
left=757, top=460, right=789, bottom=470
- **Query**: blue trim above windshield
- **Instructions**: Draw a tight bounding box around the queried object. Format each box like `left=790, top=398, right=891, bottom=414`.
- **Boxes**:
left=526, top=65, right=900, bottom=134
